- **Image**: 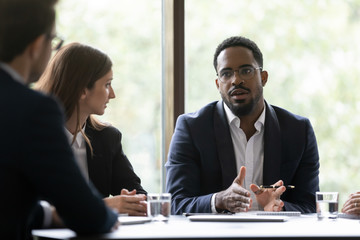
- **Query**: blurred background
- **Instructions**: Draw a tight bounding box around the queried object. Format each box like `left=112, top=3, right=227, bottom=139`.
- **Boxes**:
left=55, top=0, right=360, bottom=207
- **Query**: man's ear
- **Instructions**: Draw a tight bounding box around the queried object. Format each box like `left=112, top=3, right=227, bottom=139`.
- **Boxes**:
left=215, top=78, right=220, bottom=90
left=261, top=70, right=268, bottom=87
left=28, top=34, right=47, bottom=60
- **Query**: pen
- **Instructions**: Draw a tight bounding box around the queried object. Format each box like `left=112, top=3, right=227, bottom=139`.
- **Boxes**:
left=260, top=185, right=295, bottom=189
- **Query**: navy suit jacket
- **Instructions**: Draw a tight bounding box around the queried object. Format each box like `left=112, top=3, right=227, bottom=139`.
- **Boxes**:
left=166, top=100, right=320, bottom=214
left=0, top=69, right=118, bottom=239
left=85, top=123, right=146, bottom=197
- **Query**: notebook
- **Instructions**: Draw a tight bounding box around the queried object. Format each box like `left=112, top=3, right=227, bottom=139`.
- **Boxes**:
left=338, top=213, right=360, bottom=219
left=254, top=211, right=301, bottom=216
left=188, top=214, right=287, bottom=222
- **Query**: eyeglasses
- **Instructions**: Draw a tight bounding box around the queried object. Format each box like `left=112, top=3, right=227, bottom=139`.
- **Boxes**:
left=50, top=35, right=64, bottom=51
left=218, top=66, right=262, bottom=83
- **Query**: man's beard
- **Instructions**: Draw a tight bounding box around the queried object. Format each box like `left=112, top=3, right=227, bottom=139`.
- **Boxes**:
left=221, top=85, right=263, bottom=118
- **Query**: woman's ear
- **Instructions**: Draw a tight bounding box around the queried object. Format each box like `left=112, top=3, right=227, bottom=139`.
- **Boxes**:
left=80, top=88, right=88, bottom=100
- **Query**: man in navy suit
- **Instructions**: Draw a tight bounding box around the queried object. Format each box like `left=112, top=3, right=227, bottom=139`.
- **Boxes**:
left=166, top=36, right=319, bottom=214
left=0, top=0, right=118, bottom=239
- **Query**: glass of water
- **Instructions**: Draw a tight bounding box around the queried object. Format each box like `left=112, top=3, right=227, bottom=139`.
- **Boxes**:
left=147, top=193, right=171, bottom=221
left=316, top=192, right=339, bottom=220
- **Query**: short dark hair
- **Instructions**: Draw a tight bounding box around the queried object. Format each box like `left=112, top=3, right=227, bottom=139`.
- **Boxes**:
left=0, top=0, right=58, bottom=62
left=213, top=36, right=263, bottom=72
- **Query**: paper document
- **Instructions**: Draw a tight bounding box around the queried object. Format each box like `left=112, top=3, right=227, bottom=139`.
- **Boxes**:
left=118, top=216, right=151, bottom=225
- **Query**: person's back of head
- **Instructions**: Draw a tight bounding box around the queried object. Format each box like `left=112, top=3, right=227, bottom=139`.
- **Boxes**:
left=0, top=0, right=57, bottom=63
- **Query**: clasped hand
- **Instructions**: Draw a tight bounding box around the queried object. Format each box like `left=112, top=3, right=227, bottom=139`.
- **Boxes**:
left=341, top=191, right=360, bottom=215
left=104, top=189, right=147, bottom=216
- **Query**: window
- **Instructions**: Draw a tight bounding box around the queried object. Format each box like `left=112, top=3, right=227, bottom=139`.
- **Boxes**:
left=185, top=0, right=360, bottom=206
left=57, top=0, right=162, bottom=193
left=56, top=0, right=360, bottom=207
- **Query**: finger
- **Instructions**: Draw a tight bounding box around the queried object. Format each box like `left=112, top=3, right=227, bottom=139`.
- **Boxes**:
left=231, top=183, right=251, bottom=197
left=250, top=184, right=263, bottom=195
left=121, top=189, right=130, bottom=195
left=126, top=204, right=148, bottom=216
left=121, top=189, right=137, bottom=196
left=274, top=186, right=286, bottom=196
left=129, top=189, right=137, bottom=195
left=123, top=195, right=147, bottom=203
left=231, top=195, right=252, bottom=204
left=234, top=166, right=246, bottom=187
left=126, top=208, right=147, bottom=216
left=230, top=201, right=251, bottom=213
left=124, top=202, right=147, bottom=212
left=273, top=180, right=284, bottom=187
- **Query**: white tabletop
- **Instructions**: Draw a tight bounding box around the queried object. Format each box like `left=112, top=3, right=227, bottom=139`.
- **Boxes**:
left=32, top=214, right=360, bottom=240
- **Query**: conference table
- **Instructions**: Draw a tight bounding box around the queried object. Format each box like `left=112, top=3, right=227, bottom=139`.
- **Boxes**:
left=32, top=213, right=360, bottom=240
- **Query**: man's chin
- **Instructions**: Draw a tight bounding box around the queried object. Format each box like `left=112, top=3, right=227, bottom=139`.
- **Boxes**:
left=230, top=103, right=254, bottom=117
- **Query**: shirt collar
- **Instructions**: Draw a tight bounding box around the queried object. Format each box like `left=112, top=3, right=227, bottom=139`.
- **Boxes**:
left=0, top=62, right=25, bottom=85
left=64, top=125, right=86, bottom=148
left=223, top=102, right=266, bottom=131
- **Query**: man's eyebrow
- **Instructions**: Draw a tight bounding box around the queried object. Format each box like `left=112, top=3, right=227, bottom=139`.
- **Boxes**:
left=219, top=64, right=253, bottom=72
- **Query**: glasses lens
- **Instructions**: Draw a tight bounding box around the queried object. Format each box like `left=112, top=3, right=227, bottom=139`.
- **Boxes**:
left=239, top=66, right=255, bottom=80
left=219, top=70, right=234, bottom=82
left=51, top=36, right=64, bottom=51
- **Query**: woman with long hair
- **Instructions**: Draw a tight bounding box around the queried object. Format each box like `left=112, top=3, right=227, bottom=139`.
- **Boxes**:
left=36, top=42, right=147, bottom=217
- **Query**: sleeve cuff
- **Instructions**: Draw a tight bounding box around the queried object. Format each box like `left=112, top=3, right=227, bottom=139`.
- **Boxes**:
left=40, top=200, right=53, bottom=228
left=211, top=193, right=218, bottom=213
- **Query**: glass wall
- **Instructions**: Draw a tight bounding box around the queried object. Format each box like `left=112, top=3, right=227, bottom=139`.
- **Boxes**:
left=55, top=0, right=360, bottom=207
left=56, top=0, right=162, bottom=193
left=185, top=0, right=360, bottom=206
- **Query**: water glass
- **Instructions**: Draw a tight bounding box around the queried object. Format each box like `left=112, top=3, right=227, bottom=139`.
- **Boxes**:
left=316, top=192, right=339, bottom=220
left=147, top=193, right=171, bottom=221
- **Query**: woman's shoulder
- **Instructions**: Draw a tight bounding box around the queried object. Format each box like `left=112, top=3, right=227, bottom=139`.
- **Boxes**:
left=86, top=122, right=122, bottom=139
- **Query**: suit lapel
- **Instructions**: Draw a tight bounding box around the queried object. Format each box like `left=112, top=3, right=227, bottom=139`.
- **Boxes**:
left=263, top=102, right=282, bottom=184
left=213, top=101, right=237, bottom=188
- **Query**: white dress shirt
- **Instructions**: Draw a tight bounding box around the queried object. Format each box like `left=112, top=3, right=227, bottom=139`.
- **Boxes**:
left=211, top=103, right=265, bottom=212
left=64, top=127, right=89, bottom=182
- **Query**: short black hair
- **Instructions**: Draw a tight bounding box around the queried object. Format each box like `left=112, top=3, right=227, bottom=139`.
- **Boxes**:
left=0, top=0, right=58, bottom=62
left=213, top=36, right=263, bottom=72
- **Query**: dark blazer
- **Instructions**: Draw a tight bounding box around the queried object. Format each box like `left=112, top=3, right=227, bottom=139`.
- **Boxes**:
left=0, top=69, right=117, bottom=239
left=85, top=123, right=146, bottom=197
left=166, top=100, right=320, bottom=214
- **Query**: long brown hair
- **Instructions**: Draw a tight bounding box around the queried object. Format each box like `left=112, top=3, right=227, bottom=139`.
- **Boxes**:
left=36, top=42, right=113, bottom=154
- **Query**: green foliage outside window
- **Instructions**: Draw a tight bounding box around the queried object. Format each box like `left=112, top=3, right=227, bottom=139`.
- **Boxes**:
left=57, top=0, right=360, bottom=207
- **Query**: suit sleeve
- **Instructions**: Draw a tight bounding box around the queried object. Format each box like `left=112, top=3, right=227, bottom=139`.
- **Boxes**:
left=283, top=119, right=320, bottom=213
left=110, top=128, right=147, bottom=195
left=165, top=115, right=213, bottom=214
left=22, top=96, right=117, bottom=234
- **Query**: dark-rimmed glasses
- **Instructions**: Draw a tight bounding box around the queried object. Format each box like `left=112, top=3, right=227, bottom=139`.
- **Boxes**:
left=218, top=66, right=262, bottom=83
left=51, top=35, right=64, bottom=51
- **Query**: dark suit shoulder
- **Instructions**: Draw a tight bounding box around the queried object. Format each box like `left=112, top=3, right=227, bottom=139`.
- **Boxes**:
left=1, top=74, right=62, bottom=116
left=269, top=104, right=310, bottom=123
left=178, top=101, right=218, bottom=124
left=86, top=124, right=122, bottom=143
